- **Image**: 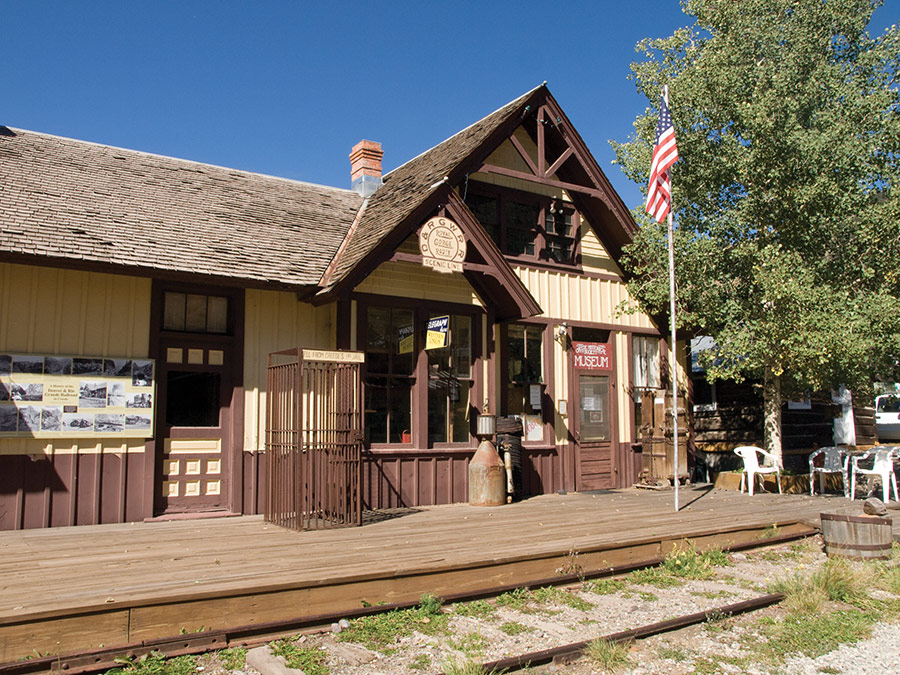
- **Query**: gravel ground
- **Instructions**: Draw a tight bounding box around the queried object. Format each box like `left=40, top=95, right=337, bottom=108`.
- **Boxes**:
left=181, top=536, right=900, bottom=675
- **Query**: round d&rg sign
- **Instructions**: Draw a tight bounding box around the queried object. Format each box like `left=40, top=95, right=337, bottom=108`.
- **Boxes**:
left=419, top=217, right=466, bottom=273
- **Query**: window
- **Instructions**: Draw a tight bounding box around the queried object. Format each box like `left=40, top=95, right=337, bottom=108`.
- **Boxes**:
left=365, top=307, right=414, bottom=444
left=633, top=336, right=660, bottom=431
left=166, top=371, right=221, bottom=427
left=579, top=375, right=610, bottom=441
left=506, top=324, right=543, bottom=416
left=363, top=306, right=479, bottom=447
left=428, top=315, right=472, bottom=444
left=633, top=336, right=661, bottom=389
left=466, top=187, right=577, bottom=265
left=163, top=292, right=229, bottom=334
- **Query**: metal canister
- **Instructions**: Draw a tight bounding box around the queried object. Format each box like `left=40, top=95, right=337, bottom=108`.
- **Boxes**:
left=468, top=439, right=506, bottom=506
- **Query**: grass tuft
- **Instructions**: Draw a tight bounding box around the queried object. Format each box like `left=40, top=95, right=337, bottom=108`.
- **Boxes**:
left=269, top=640, right=329, bottom=675
left=583, top=637, right=631, bottom=672
left=454, top=599, right=497, bottom=620
left=584, top=578, right=627, bottom=595
left=338, top=593, right=448, bottom=653
left=107, top=652, right=196, bottom=675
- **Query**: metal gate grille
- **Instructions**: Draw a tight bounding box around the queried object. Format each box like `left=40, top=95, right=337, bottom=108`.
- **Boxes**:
left=265, top=348, right=363, bottom=530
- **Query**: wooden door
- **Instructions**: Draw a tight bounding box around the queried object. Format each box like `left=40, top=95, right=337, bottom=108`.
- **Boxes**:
left=152, top=286, right=243, bottom=516
left=571, top=340, right=618, bottom=491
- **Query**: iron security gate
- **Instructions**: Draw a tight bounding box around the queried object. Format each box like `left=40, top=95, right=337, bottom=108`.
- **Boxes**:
left=266, top=348, right=364, bottom=530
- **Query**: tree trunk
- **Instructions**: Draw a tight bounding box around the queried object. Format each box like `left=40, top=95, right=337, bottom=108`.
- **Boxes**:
left=763, top=367, right=783, bottom=468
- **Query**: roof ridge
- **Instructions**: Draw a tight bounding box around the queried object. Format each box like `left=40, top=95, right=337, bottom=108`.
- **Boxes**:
left=2, top=126, right=357, bottom=195
left=383, top=83, right=546, bottom=179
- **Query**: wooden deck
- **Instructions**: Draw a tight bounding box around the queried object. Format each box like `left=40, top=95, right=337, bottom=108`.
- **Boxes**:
left=0, top=486, right=893, bottom=664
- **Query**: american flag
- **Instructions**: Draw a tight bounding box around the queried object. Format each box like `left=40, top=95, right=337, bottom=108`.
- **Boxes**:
left=646, top=94, right=679, bottom=223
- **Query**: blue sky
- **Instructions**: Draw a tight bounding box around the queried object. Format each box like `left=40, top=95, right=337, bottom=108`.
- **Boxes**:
left=2, top=1, right=897, bottom=209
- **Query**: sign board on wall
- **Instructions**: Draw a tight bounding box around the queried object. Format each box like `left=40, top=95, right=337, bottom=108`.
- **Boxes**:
left=425, top=316, right=450, bottom=350
left=419, top=217, right=466, bottom=273
left=0, top=353, right=155, bottom=438
left=572, top=342, right=612, bottom=371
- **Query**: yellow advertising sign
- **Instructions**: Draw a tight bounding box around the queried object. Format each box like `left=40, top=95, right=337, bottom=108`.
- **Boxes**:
left=425, top=316, right=450, bottom=350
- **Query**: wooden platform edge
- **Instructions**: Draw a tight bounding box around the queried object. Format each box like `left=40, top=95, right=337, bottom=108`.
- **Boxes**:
left=0, top=520, right=818, bottom=664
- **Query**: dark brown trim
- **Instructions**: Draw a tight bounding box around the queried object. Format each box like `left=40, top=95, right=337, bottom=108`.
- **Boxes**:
left=501, top=315, right=661, bottom=337
left=0, top=251, right=319, bottom=296
left=479, top=163, right=608, bottom=201
left=446, top=190, right=542, bottom=320
left=336, top=299, right=352, bottom=350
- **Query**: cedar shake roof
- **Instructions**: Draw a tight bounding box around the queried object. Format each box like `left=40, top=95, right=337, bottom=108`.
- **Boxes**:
left=0, top=127, right=362, bottom=288
left=319, top=86, right=543, bottom=292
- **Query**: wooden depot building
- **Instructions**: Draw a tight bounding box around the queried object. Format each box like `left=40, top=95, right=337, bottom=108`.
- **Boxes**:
left=0, top=84, right=675, bottom=530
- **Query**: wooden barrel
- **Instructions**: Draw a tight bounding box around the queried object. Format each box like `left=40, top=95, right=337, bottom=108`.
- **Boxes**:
left=820, top=513, right=893, bottom=560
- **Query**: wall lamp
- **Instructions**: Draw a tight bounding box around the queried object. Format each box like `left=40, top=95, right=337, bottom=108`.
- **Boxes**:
left=555, top=322, right=569, bottom=350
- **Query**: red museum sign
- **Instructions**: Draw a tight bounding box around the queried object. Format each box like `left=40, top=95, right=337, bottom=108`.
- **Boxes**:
left=572, top=341, right=612, bottom=371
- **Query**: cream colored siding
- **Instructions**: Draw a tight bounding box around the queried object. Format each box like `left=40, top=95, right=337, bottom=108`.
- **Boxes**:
left=243, top=288, right=336, bottom=451
left=513, top=266, right=654, bottom=330
left=580, top=226, right=625, bottom=277
left=0, top=262, right=151, bottom=456
left=552, top=339, right=569, bottom=445
left=356, top=261, right=483, bottom=307
left=616, top=331, right=633, bottom=443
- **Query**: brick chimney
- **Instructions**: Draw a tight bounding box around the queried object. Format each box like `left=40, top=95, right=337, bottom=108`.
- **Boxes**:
left=349, top=140, right=383, bottom=198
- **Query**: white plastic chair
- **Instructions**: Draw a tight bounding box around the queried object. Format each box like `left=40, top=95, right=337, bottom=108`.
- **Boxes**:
left=734, top=446, right=782, bottom=496
left=850, top=446, right=898, bottom=503
left=808, top=446, right=848, bottom=497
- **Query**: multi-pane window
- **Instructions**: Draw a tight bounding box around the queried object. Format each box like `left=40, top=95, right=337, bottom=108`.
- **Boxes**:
left=365, top=307, right=414, bottom=444
left=163, top=292, right=229, bottom=334
left=545, top=202, right=574, bottom=263
left=633, top=336, right=661, bottom=432
left=466, top=188, right=577, bottom=265
left=633, top=336, right=661, bottom=389
left=427, top=315, right=472, bottom=444
left=506, top=324, right=543, bottom=416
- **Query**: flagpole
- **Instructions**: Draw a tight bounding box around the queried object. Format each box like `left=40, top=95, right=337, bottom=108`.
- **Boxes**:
left=663, top=85, right=680, bottom=513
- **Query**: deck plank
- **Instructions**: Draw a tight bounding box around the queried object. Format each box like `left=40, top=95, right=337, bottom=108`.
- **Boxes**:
left=0, top=486, right=891, bottom=663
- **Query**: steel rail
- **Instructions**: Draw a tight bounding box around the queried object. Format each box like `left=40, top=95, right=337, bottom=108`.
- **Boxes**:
left=467, top=593, right=785, bottom=675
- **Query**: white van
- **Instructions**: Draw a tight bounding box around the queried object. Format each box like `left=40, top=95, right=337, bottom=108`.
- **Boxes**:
left=875, top=394, right=900, bottom=441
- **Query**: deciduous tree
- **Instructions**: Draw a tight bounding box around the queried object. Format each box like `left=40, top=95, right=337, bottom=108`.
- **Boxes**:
left=613, top=0, right=900, bottom=465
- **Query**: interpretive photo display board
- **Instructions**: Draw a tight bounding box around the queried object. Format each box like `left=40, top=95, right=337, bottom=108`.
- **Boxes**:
left=0, top=353, right=155, bottom=438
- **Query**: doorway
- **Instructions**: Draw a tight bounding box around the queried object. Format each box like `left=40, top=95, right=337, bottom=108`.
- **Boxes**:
left=153, top=286, right=243, bottom=515
left=570, top=329, right=618, bottom=490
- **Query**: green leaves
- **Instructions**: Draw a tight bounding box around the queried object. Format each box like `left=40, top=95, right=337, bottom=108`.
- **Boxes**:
left=616, top=0, right=900, bottom=396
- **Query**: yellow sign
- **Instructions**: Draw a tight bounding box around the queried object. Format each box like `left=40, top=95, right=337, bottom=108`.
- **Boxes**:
left=425, top=316, right=450, bottom=350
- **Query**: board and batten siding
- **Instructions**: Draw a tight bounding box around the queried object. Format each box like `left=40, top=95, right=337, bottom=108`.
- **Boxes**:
left=0, top=262, right=151, bottom=528
left=242, top=288, right=336, bottom=453
left=356, top=260, right=484, bottom=306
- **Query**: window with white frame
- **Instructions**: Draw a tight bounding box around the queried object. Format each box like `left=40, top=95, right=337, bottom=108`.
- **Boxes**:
left=633, top=336, right=660, bottom=389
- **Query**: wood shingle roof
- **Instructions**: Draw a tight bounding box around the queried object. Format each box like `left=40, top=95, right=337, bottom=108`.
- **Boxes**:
left=319, top=86, right=542, bottom=293
left=0, top=127, right=362, bottom=288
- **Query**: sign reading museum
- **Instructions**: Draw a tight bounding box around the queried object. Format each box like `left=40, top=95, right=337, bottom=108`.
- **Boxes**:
left=0, top=353, right=155, bottom=438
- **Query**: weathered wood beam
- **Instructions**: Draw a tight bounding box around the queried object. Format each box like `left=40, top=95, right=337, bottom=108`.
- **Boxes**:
left=477, top=163, right=607, bottom=200
left=509, top=134, right=538, bottom=176
left=388, top=251, right=499, bottom=277
left=545, top=147, right=573, bottom=178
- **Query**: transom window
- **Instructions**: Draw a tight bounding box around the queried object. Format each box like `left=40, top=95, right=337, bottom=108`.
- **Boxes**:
left=466, top=187, right=578, bottom=265
left=163, top=292, right=229, bottom=334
